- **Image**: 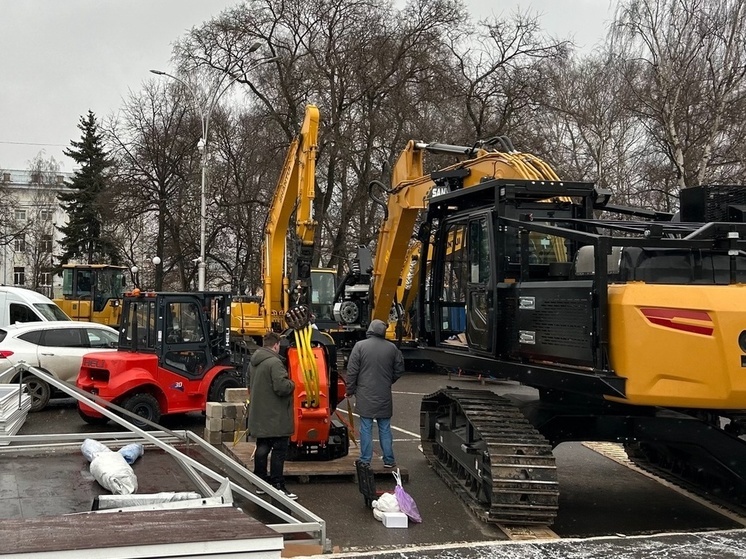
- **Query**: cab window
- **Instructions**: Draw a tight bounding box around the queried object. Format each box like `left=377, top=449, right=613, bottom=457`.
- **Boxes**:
left=34, top=303, right=70, bottom=321
left=123, top=300, right=156, bottom=349
left=167, top=302, right=203, bottom=343
left=9, top=304, right=39, bottom=324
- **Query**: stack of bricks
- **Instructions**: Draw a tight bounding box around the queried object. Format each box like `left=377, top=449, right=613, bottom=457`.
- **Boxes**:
left=203, top=388, right=249, bottom=444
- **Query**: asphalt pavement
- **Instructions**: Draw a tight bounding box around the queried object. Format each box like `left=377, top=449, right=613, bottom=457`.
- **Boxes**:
left=12, top=371, right=746, bottom=557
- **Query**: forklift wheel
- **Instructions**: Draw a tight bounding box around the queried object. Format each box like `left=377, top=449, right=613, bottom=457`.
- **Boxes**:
left=208, top=373, right=242, bottom=403
left=122, top=393, right=161, bottom=428
left=77, top=407, right=110, bottom=426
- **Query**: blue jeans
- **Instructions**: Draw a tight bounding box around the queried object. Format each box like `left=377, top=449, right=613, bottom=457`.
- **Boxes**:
left=359, top=416, right=395, bottom=465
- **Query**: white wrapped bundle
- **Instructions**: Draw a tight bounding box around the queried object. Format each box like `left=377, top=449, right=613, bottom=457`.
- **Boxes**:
left=81, top=438, right=138, bottom=495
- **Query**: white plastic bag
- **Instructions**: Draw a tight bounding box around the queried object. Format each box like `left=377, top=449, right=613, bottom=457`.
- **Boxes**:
left=371, top=492, right=400, bottom=521
left=90, top=452, right=138, bottom=495
left=81, top=438, right=139, bottom=495
left=96, top=491, right=202, bottom=509
left=393, top=469, right=422, bottom=523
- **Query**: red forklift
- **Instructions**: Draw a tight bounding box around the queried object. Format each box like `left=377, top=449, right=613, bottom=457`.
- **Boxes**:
left=77, top=290, right=243, bottom=427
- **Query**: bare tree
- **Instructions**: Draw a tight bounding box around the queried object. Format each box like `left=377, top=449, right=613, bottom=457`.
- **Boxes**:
left=207, top=107, right=283, bottom=294
left=105, top=81, right=202, bottom=290
left=0, top=167, right=22, bottom=249
left=612, top=0, right=746, bottom=195
left=23, top=154, right=61, bottom=293
left=175, top=0, right=466, bottom=272
left=536, top=51, right=662, bottom=209
left=445, top=8, right=572, bottom=142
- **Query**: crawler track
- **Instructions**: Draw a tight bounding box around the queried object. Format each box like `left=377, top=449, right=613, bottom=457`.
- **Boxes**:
left=420, top=388, right=559, bottom=525
left=586, top=442, right=746, bottom=525
left=622, top=441, right=746, bottom=520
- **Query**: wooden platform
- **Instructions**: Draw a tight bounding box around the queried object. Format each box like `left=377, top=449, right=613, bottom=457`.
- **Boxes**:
left=225, top=441, right=409, bottom=483
left=0, top=506, right=283, bottom=557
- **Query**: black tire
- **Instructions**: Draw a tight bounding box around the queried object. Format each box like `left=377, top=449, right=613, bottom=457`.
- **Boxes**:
left=208, top=372, right=242, bottom=403
left=24, top=376, right=51, bottom=412
left=122, top=393, right=161, bottom=429
left=77, top=407, right=110, bottom=426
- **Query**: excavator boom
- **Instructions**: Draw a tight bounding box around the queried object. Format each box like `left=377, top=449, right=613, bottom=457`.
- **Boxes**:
left=263, top=105, right=320, bottom=329
left=371, top=139, right=561, bottom=323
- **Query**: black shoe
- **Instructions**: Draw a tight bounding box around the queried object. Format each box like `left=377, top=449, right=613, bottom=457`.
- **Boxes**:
left=384, top=462, right=397, bottom=469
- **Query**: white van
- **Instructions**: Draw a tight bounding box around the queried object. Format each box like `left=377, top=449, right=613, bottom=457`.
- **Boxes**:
left=0, top=286, right=71, bottom=326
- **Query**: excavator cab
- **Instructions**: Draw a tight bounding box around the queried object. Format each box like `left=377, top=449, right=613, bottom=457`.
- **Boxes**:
left=308, top=268, right=337, bottom=329
left=56, top=264, right=127, bottom=326
left=421, top=179, right=586, bottom=354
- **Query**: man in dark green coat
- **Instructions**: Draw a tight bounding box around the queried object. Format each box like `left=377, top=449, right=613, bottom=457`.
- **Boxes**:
left=248, top=332, right=297, bottom=499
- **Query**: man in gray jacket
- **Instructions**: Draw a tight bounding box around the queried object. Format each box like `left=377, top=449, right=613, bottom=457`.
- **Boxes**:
left=248, top=332, right=297, bottom=499
left=345, top=319, right=405, bottom=467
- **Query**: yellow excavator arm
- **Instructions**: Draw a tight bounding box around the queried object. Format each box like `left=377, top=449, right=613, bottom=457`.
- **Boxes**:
left=262, top=104, right=320, bottom=329
left=370, top=140, right=561, bottom=324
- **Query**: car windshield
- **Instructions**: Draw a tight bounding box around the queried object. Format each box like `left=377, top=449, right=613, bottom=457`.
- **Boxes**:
left=34, top=304, right=71, bottom=321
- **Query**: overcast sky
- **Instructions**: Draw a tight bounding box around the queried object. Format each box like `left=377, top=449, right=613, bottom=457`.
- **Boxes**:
left=0, top=0, right=615, bottom=173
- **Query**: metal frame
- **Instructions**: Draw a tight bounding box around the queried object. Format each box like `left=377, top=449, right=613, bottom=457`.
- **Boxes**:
left=419, top=178, right=746, bottom=386
left=0, top=363, right=328, bottom=551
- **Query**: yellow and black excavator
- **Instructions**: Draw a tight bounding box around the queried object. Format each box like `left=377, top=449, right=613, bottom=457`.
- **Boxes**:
left=232, top=104, right=348, bottom=460
left=333, top=138, right=563, bottom=354
left=54, top=263, right=128, bottom=326
left=365, top=137, right=746, bottom=527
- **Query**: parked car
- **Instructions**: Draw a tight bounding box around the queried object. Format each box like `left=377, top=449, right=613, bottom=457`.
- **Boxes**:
left=0, top=321, right=118, bottom=411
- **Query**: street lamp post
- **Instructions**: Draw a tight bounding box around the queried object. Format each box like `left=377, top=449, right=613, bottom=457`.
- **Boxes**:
left=150, top=43, right=270, bottom=291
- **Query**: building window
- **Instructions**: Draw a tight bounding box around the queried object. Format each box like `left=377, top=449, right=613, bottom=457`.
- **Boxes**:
left=40, top=209, right=54, bottom=221
left=41, top=235, right=53, bottom=253
left=40, top=271, right=52, bottom=287
left=15, top=209, right=27, bottom=221
left=13, top=267, right=25, bottom=286
left=14, top=235, right=26, bottom=252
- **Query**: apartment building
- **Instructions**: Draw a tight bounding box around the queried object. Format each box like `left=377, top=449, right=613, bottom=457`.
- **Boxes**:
left=0, top=169, right=71, bottom=297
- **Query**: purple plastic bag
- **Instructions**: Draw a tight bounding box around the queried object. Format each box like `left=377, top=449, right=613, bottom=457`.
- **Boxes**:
left=393, top=469, right=422, bottom=523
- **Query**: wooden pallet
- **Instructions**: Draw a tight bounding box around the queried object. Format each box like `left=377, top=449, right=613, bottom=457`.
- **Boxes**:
left=224, top=441, right=409, bottom=483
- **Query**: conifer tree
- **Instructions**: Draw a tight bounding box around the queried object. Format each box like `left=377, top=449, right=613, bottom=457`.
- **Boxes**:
left=58, top=111, right=119, bottom=264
